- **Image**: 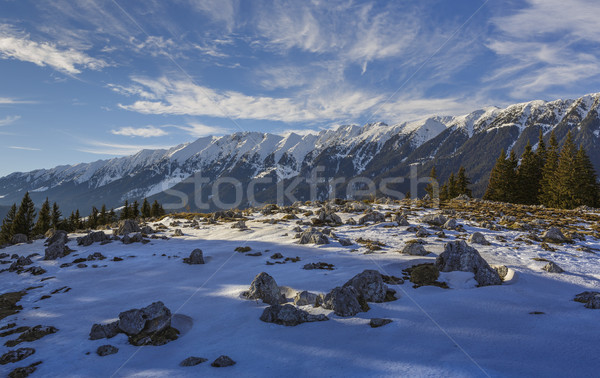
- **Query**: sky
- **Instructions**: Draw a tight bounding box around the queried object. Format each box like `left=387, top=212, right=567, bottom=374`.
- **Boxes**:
left=1, top=0, right=600, bottom=177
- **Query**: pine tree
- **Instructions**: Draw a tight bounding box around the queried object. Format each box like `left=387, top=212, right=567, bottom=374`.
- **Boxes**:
left=447, top=173, right=458, bottom=199
left=74, top=209, right=81, bottom=230
left=11, top=192, right=37, bottom=238
left=108, top=208, right=116, bottom=223
left=51, top=202, right=61, bottom=229
left=424, top=167, right=438, bottom=199
left=141, top=198, right=151, bottom=218
left=88, top=206, right=99, bottom=229
left=132, top=200, right=140, bottom=219
left=151, top=200, right=161, bottom=218
left=536, top=129, right=546, bottom=165
left=484, top=149, right=517, bottom=202
left=456, top=166, right=472, bottom=197
left=574, top=146, right=600, bottom=207
left=34, top=198, right=51, bottom=235
left=440, top=183, right=449, bottom=201
left=0, top=204, right=17, bottom=244
left=120, top=200, right=130, bottom=220
left=553, top=132, right=578, bottom=209
left=516, top=142, right=542, bottom=205
left=539, top=131, right=560, bottom=207
left=99, top=205, right=107, bottom=226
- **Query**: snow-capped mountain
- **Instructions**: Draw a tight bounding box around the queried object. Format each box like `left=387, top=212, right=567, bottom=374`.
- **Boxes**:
left=1, top=93, right=600, bottom=213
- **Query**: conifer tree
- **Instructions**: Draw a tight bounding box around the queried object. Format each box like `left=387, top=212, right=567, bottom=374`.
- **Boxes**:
left=424, top=167, right=438, bottom=199
left=456, top=166, right=472, bottom=197
left=120, top=200, right=130, bottom=220
left=484, top=149, right=517, bottom=202
left=553, top=132, right=578, bottom=209
left=141, top=198, right=151, bottom=218
left=151, top=200, right=161, bottom=217
left=88, top=206, right=99, bottom=229
left=536, top=129, right=546, bottom=165
left=539, top=131, right=559, bottom=206
left=132, top=200, right=140, bottom=219
left=0, top=204, right=17, bottom=244
left=74, top=209, right=81, bottom=230
left=11, top=192, right=36, bottom=237
left=51, top=202, right=61, bottom=229
left=573, top=146, right=599, bottom=207
left=108, top=208, right=116, bottom=223
left=440, top=183, right=449, bottom=201
left=447, top=172, right=458, bottom=199
left=99, top=205, right=107, bottom=226
left=34, top=197, right=51, bottom=235
left=516, top=142, right=542, bottom=205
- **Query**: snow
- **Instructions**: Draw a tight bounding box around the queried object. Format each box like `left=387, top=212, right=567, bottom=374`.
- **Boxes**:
left=2, top=204, right=600, bottom=376
left=30, top=186, right=48, bottom=193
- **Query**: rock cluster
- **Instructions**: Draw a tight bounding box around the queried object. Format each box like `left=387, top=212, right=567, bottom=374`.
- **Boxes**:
left=436, top=241, right=502, bottom=286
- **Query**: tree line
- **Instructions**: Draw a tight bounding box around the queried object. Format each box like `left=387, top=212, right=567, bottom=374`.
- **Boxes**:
left=0, top=194, right=165, bottom=244
left=484, top=130, right=599, bottom=208
left=425, top=166, right=473, bottom=200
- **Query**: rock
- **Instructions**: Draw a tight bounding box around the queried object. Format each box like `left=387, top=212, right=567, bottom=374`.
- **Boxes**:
left=140, top=225, right=155, bottom=234
left=11, top=234, right=28, bottom=244
left=392, top=214, right=410, bottom=226
left=172, top=229, right=183, bottom=237
left=180, top=357, right=208, bottom=366
left=183, top=249, right=205, bottom=265
left=118, top=301, right=172, bottom=336
left=7, top=361, right=41, bottom=377
left=76, top=231, right=109, bottom=246
left=0, top=347, right=35, bottom=365
left=96, top=345, right=118, bottom=356
left=87, top=252, right=106, bottom=261
left=270, top=252, right=283, bottom=259
left=303, top=262, right=334, bottom=270
left=542, top=227, right=567, bottom=243
left=45, top=230, right=68, bottom=246
left=493, top=265, right=509, bottom=280
left=345, top=217, right=357, bottom=225
left=8, top=256, right=33, bottom=272
left=443, top=218, right=458, bottom=230
left=122, top=233, right=144, bottom=244
left=435, top=241, right=502, bottom=286
left=115, top=220, right=141, bottom=236
left=313, top=209, right=343, bottom=226
left=574, top=292, right=600, bottom=309
left=322, top=286, right=367, bottom=317
left=358, top=211, right=386, bottom=225
left=211, top=355, right=236, bottom=367
left=44, top=232, right=71, bottom=260
left=260, top=304, right=329, bottom=326
left=468, top=232, right=490, bottom=245
left=231, top=220, right=248, bottom=230
left=421, top=213, right=447, bottom=226
left=409, top=264, right=439, bottom=286
left=244, top=272, right=285, bottom=305
left=542, top=261, right=564, bottom=273
left=297, top=228, right=329, bottom=245
left=89, top=321, right=120, bottom=340
left=5, top=326, right=58, bottom=347
left=338, top=238, right=353, bottom=246
left=369, top=318, right=393, bottom=328
left=350, top=202, right=371, bottom=212
left=401, top=241, right=429, bottom=256
left=415, top=227, right=430, bottom=238
left=293, top=291, right=319, bottom=306
left=343, top=270, right=389, bottom=302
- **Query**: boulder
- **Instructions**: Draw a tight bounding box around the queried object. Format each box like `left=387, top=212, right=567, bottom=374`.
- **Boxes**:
left=77, top=231, right=109, bottom=246
left=358, top=211, right=386, bottom=225
left=183, top=249, right=205, bottom=265
left=401, top=241, right=429, bottom=256
left=140, top=225, right=155, bottom=234
left=45, top=230, right=68, bottom=246
left=338, top=238, right=353, bottom=246
left=293, top=291, right=319, bottom=306
left=244, top=272, right=285, bottom=305
left=392, top=215, right=410, bottom=226
left=96, top=345, right=118, bottom=356
left=44, top=240, right=71, bottom=260
left=11, top=234, right=28, bottom=244
left=8, top=256, right=33, bottom=272
left=435, top=241, right=502, bottom=286
left=114, top=220, right=141, bottom=236
left=369, top=318, right=393, bottom=328
left=343, top=270, right=390, bottom=302
left=542, top=261, right=564, bottom=273
left=468, top=232, right=490, bottom=245
left=118, top=301, right=172, bottom=335
left=493, top=265, right=509, bottom=280
left=231, top=220, right=248, bottom=230
left=122, top=233, right=144, bottom=244
left=89, top=321, right=120, bottom=340
left=443, top=218, right=458, bottom=230
left=297, top=228, right=329, bottom=245
left=322, top=286, right=367, bottom=317
left=574, top=292, right=600, bottom=309
left=542, top=227, right=567, bottom=243
left=172, top=229, right=183, bottom=237
left=421, top=213, right=447, bottom=226
left=313, top=209, right=342, bottom=226
left=211, top=355, right=236, bottom=367
left=180, top=357, right=208, bottom=367
left=260, top=304, right=329, bottom=326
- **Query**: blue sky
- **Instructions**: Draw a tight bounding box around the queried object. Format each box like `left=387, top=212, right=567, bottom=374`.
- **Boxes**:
left=1, top=0, right=600, bottom=176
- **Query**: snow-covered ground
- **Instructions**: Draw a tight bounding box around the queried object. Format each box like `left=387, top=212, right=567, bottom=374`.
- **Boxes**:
left=2, top=201, right=600, bottom=377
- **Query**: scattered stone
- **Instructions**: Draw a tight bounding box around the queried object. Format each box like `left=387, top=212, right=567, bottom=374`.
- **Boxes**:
left=77, top=231, right=109, bottom=246
left=180, top=357, right=208, bottom=367
left=44, top=236, right=71, bottom=260
left=114, top=220, right=141, bottom=236
left=260, top=304, right=328, bottom=326
left=5, top=325, right=58, bottom=347
left=172, top=229, right=184, bottom=237
left=270, top=252, right=283, bottom=259
left=89, top=321, right=120, bottom=340
left=401, top=240, right=429, bottom=256
left=468, top=232, right=490, bottom=245
left=358, top=211, right=386, bottom=225
left=8, top=256, right=33, bottom=273
left=435, top=241, right=502, bottom=286
left=493, top=265, right=509, bottom=280
left=246, top=252, right=262, bottom=257
left=298, top=228, right=329, bottom=245
left=243, top=272, right=285, bottom=305
left=0, top=347, right=35, bottom=365
left=303, top=262, right=334, bottom=270
left=96, top=345, right=118, bottom=356
left=421, top=213, right=447, bottom=227
left=293, top=291, right=320, bottom=306
left=343, top=270, right=390, bottom=302
left=140, top=225, right=155, bottom=234
left=211, top=355, right=236, bottom=367
left=235, top=246, right=252, bottom=253
left=231, top=220, right=248, bottom=230
left=574, top=292, right=600, bottom=309
left=542, top=261, right=564, bottom=273
left=443, top=218, right=458, bottom=230
left=415, top=227, right=430, bottom=238
left=117, top=301, right=173, bottom=344
left=542, top=227, right=568, bottom=243
left=393, top=214, right=410, bottom=226
left=322, top=286, right=368, bottom=317
left=369, top=318, right=393, bottom=328
left=122, top=233, right=145, bottom=244
left=183, top=249, right=205, bottom=265
left=77, top=263, right=87, bottom=268
left=0, top=291, right=25, bottom=321
left=338, top=238, right=353, bottom=246
left=8, top=361, right=41, bottom=378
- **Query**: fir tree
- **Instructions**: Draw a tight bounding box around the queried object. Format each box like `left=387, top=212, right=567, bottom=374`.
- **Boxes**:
left=120, top=200, right=130, bottom=220
left=516, top=142, right=542, bottom=205
left=11, top=192, right=37, bottom=237
left=536, top=129, right=546, bottom=165
left=108, top=208, right=116, bottom=223
left=74, top=209, right=81, bottom=230
left=88, top=206, right=99, bottom=229
left=0, top=204, right=17, bottom=244
left=99, top=205, right=107, bottom=226
left=440, top=183, right=449, bottom=201
left=51, top=202, right=61, bottom=229
left=539, top=131, right=560, bottom=207
left=424, top=167, right=438, bottom=199
left=447, top=173, right=458, bottom=199
left=456, top=166, right=472, bottom=197
left=132, top=200, right=140, bottom=219
left=553, top=132, right=578, bottom=209
left=151, top=200, right=161, bottom=218
left=484, top=149, right=517, bottom=202
left=34, top=197, right=51, bottom=235
left=574, top=146, right=600, bottom=207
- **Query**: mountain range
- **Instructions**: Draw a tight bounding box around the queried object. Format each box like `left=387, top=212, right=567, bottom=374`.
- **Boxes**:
left=1, top=93, right=599, bottom=213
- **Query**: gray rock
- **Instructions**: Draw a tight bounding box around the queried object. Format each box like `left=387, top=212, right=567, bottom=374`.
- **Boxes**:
left=118, top=301, right=172, bottom=335
left=343, top=270, right=389, bottom=303
left=421, top=213, right=447, bottom=226
left=44, top=239, right=71, bottom=260
left=322, top=286, right=366, bottom=317
left=443, top=218, right=458, bottom=230
left=231, top=220, right=248, bottom=230
left=435, top=241, right=502, bottom=286
left=314, top=209, right=342, bottom=226
left=11, top=234, right=28, bottom=244
left=140, top=225, right=155, bottom=234
left=8, top=256, right=33, bottom=272
left=369, top=318, right=393, bottom=328
left=542, top=227, right=567, bottom=243
left=293, top=291, right=319, bottom=306
left=244, top=272, right=285, bottom=305
left=298, top=228, right=329, bottom=245
left=77, top=231, right=109, bottom=246
left=345, top=217, right=357, bottom=225
left=89, top=321, right=120, bottom=340
left=183, top=249, right=205, bottom=265
left=172, top=229, right=184, bottom=237
left=493, top=265, right=509, bottom=280
left=468, top=232, right=490, bottom=245
left=358, top=211, right=386, bottom=225
left=180, top=357, right=208, bottom=366
left=338, top=238, right=353, bottom=246
left=0, top=347, right=35, bottom=364
left=260, top=304, right=329, bottom=326
left=401, top=241, right=429, bottom=256
left=211, top=355, right=236, bottom=367
left=45, top=230, right=68, bottom=245
left=96, top=345, right=118, bottom=356
left=542, top=261, right=564, bottom=273
left=415, top=227, right=430, bottom=238
left=114, top=220, right=141, bottom=236
left=575, top=292, right=600, bottom=309
left=122, top=233, right=144, bottom=244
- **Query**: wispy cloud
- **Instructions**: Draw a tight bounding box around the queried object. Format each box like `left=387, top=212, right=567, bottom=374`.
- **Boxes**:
left=8, top=145, right=40, bottom=151
left=0, top=97, right=36, bottom=105
left=0, top=24, right=108, bottom=74
left=0, top=115, right=20, bottom=127
left=77, top=141, right=173, bottom=155
left=111, top=126, right=168, bottom=138
left=170, top=122, right=228, bottom=138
